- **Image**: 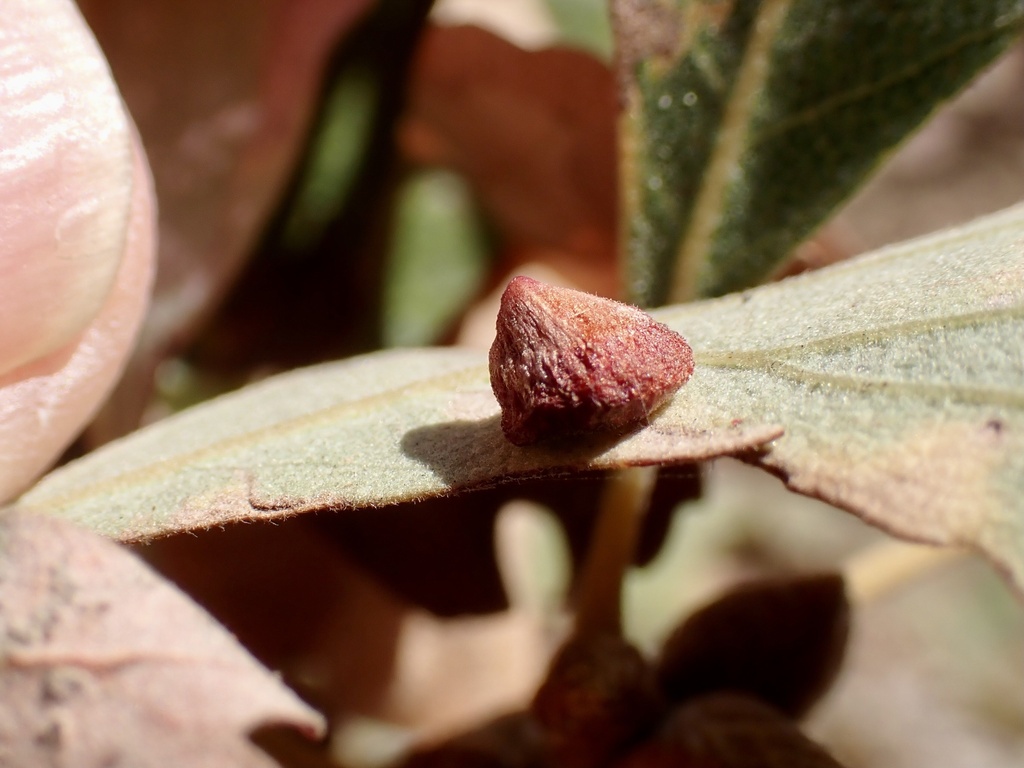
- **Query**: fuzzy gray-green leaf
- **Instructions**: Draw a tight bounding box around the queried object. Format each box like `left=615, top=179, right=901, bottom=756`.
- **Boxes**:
left=12, top=204, right=1024, bottom=590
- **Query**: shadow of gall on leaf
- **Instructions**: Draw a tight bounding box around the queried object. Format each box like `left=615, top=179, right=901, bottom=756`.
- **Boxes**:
left=399, top=415, right=639, bottom=488
left=399, top=414, right=507, bottom=486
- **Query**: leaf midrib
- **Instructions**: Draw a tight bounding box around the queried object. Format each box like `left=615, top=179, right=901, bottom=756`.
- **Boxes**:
left=669, top=0, right=793, bottom=302
left=696, top=304, right=1024, bottom=409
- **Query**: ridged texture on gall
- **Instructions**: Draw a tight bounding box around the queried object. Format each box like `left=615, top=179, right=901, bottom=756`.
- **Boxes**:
left=489, top=277, right=694, bottom=446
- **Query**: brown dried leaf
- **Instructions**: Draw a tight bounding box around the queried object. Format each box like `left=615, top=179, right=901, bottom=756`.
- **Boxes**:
left=656, top=574, right=850, bottom=718
left=0, top=511, right=324, bottom=767
left=138, top=516, right=406, bottom=721
left=190, top=0, right=436, bottom=377
left=402, top=25, right=618, bottom=296
left=77, top=0, right=377, bottom=439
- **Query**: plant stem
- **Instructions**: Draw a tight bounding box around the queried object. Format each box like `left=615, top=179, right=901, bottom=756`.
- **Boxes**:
left=844, top=539, right=967, bottom=605
left=574, top=466, right=659, bottom=637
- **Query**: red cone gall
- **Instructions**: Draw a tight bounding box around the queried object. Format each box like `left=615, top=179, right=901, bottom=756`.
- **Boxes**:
left=488, top=276, right=694, bottom=446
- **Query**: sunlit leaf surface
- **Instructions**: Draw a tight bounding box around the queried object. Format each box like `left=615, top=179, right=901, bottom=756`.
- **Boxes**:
left=14, top=205, right=1024, bottom=588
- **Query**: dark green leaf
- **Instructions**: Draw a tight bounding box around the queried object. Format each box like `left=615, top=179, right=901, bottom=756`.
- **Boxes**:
left=614, top=0, right=1024, bottom=303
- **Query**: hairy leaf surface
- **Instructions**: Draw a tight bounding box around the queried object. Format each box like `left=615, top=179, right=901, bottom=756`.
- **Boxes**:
left=14, top=205, right=1024, bottom=587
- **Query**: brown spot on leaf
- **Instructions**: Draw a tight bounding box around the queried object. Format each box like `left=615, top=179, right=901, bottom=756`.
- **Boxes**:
left=0, top=512, right=324, bottom=766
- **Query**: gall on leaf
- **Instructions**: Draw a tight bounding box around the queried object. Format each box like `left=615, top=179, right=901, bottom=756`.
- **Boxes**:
left=489, top=277, right=694, bottom=446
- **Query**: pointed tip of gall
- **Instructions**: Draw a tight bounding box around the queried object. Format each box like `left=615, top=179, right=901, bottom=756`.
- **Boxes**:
left=489, top=278, right=694, bottom=445
left=507, top=274, right=541, bottom=290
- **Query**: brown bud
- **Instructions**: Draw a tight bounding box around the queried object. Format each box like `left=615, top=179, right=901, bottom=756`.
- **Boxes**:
left=531, top=632, right=665, bottom=768
left=615, top=693, right=850, bottom=768
left=489, top=277, right=694, bottom=446
left=400, top=711, right=546, bottom=768
left=655, top=574, right=850, bottom=718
